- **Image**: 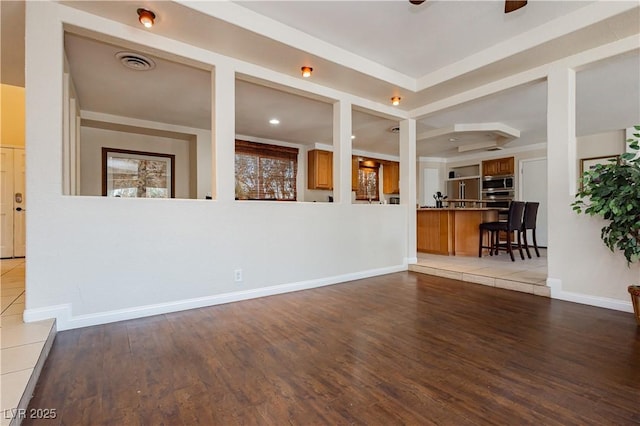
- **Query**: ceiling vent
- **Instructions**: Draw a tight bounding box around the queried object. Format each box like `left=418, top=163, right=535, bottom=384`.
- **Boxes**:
left=389, top=126, right=400, bottom=133
left=116, top=52, right=156, bottom=71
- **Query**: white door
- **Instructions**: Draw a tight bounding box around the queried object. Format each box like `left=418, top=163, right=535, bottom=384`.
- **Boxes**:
left=423, top=168, right=440, bottom=206
left=520, top=158, right=547, bottom=247
left=0, top=148, right=26, bottom=258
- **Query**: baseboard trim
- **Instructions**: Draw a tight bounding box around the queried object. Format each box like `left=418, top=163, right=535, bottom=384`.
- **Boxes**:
left=23, top=304, right=70, bottom=324
left=23, top=264, right=408, bottom=331
left=547, top=278, right=633, bottom=313
left=405, top=256, right=418, bottom=265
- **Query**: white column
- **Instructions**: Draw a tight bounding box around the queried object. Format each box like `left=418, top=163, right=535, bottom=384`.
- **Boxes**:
left=212, top=64, right=235, bottom=202
left=400, top=118, right=417, bottom=263
left=62, top=74, right=70, bottom=195
left=332, top=100, right=352, bottom=204
left=69, top=98, right=77, bottom=195
left=546, top=65, right=576, bottom=285
left=76, top=115, right=81, bottom=194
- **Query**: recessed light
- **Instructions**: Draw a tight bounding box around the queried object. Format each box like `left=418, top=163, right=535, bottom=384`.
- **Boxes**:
left=449, top=137, right=457, bottom=142
left=351, top=135, right=356, bottom=140
left=269, top=119, right=280, bottom=125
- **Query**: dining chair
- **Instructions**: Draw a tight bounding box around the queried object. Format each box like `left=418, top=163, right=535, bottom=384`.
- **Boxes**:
left=478, top=201, right=526, bottom=261
left=521, top=201, right=540, bottom=258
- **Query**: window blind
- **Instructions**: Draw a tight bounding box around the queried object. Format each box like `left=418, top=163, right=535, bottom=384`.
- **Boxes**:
left=235, top=140, right=298, bottom=201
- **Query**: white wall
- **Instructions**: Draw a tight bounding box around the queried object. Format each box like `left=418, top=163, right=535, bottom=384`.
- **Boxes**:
left=80, top=126, right=192, bottom=199
left=547, top=67, right=638, bottom=311
left=576, top=129, right=625, bottom=165
left=81, top=111, right=213, bottom=199
left=23, top=2, right=408, bottom=330
left=24, top=2, right=639, bottom=330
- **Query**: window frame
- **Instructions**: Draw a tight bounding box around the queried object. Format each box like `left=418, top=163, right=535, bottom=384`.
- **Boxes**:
left=355, top=160, right=380, bottom=201
left=235, top=140, right=299, bottom=201
left=102, top=148, right=176, bottom=198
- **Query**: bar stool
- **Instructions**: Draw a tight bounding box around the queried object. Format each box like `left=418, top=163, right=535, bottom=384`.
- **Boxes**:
left=521, top=201, right=540, bottom=258
left=478, top=201, right=526, bottom=261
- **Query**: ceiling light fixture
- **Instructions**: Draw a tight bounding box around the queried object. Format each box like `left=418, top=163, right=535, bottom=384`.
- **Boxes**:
left=351, top=135, right=356, bottom=140
left=137, top=8, right=156, bottom=28
left=301, top=66, right=313, bottom=78
left=269, top=118, right=280, bottom=125
left=391, top=96, right=401, bottom=106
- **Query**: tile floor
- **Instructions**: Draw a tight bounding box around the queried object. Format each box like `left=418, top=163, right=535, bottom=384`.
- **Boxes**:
left=1, top=258, right=55, bottom=426
left=410, top=248, right=549, bottom=297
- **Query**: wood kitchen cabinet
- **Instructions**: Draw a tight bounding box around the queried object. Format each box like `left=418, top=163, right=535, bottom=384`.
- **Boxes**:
left=383, top=161, right=400, bottom=194
left=352, top=156, right=359, bottom=191
left=497, top=157, right=515, bottom=175
left=308, top=149, right=333, bottom=190
left=417, top=208, right=499, bottom=256
left=482, top=157, right=514, bottom=176
left=482, top=160, right=497, bottom=176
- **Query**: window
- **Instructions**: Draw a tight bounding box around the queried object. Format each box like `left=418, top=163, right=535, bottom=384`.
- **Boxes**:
left=356, top=160, right=380, bottom=201
left=102, top=148, right=175, bottom=198
left=235, top=140, right=298, bottom=201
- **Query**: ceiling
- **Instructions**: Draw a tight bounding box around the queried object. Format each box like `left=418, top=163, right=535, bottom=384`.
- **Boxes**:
left=237, top=1, right=593, bottom=78
left=4, top=1, right=640, bottom=158
left=65, top=34, right=212, bottom=130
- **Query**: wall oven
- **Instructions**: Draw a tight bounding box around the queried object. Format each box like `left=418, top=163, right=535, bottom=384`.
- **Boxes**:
left=483, top=198, right=512, bottom=209
left=482, top=174, right=515, bottom=210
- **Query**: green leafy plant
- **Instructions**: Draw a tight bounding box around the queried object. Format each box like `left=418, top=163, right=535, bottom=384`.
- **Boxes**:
left=572, top=125, right=640, bottom=264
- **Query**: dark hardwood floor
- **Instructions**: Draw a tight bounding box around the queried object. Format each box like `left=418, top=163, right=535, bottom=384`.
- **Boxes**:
left=25, top=272, right=640, bottom=425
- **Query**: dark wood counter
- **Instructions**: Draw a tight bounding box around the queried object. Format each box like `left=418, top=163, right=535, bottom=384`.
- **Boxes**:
left=417, top=208, right=499, bottom=256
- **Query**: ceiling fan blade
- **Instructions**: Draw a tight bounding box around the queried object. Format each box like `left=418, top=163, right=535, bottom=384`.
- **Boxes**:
left=505, top=0, right=527, bottom=13
left=409, top=0, right=426, bottom=5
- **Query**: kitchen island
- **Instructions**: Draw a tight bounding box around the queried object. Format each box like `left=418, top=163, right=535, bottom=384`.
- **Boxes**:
left=417, top=208, right=500, bottom=256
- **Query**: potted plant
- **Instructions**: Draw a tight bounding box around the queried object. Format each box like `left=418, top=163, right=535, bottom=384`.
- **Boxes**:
left=572, top=125, right=640, bottom=325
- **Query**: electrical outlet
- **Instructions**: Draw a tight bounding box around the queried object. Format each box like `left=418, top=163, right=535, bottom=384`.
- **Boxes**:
left=234, top=269, right=242, bottom=282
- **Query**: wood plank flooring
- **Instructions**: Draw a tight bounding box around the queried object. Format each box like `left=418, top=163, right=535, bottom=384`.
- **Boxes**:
left=24, top=272, right=640, bottom=425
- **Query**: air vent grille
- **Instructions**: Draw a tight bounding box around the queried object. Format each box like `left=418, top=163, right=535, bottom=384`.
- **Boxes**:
left=115, top=51, right=156, bottom=71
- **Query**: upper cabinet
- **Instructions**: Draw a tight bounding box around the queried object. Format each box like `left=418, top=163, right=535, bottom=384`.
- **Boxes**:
left=308, top=149, right=333, bottom=190
left=382, top=161, right=400, bottom=194
left=352, top=156, right=359, bottom=191
left=482, top=157, right=514, bottom=176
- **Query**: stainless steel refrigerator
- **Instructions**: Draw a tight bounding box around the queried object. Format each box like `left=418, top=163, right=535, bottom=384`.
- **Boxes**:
left=447, top=178, right=480, bottom=205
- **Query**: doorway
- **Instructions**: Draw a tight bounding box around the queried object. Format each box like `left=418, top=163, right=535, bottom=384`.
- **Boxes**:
left=0, top=147, right=26, bottom=258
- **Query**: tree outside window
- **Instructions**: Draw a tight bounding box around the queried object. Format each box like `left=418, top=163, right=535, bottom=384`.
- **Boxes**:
left=235, top=140, right=298, bottom=201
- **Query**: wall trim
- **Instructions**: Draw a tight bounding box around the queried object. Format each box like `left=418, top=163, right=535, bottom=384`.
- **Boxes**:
left=23, top=264, right=408, bottom=331
left=547, top=277, right=633, bottom=313
left=418, top=156, right=447, bottom=163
